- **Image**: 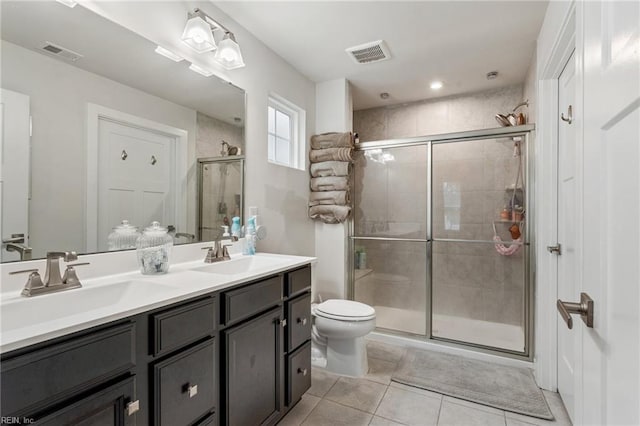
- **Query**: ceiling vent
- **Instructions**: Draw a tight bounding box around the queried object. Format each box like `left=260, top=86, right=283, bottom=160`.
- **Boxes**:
left=40, top=42, right=83, bottom=62
left=346, top=40, right=391, bottom=64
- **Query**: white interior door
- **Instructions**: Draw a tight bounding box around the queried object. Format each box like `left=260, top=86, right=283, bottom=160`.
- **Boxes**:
left=0, top=89, right=30, bottom=262
left=556, top=50, right=577, bottom=422
left=578, top=1, right=639, bottom=424
left=97, top=119, right=176, bottom=251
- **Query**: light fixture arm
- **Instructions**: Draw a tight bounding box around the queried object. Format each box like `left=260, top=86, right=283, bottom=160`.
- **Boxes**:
left=190, top=8, right=233, bottom=37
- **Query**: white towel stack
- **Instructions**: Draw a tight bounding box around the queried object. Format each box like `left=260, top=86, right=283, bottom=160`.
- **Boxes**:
left=308, top=132, right=353, bottom=224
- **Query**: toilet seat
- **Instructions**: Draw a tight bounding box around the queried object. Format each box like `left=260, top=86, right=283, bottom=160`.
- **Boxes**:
left=315, top=299, right=376, bottom=321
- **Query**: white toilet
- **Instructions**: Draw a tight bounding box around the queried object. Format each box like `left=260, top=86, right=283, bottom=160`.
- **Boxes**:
left=311, top=299, right=376, bottom=377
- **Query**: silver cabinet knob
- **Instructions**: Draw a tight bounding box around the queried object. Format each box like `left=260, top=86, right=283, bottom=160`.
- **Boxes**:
left=280, top=319, right=287, bottom=327
left=297, top=368, right=308, bottom=376
left=297, top=317, right=308, bottom=326
left=187, top=384, right=198, bottom=398
left=126, top=400, right=140, bottom=416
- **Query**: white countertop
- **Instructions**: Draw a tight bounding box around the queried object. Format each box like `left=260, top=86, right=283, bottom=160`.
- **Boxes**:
left=0, top=252, right=315, bottom=354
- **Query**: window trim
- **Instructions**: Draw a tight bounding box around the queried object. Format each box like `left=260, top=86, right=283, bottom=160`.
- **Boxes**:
left=267, top=93, right=305, bottom=170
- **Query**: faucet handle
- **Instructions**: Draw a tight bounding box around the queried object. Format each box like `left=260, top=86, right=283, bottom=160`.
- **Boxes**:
left=10, top=269, right=45, bottom=296
left=62, top=262, right=90, bottom=286
left=201, top=246, right=216, bottom=263
left=222, top=244, right=232, bottom=260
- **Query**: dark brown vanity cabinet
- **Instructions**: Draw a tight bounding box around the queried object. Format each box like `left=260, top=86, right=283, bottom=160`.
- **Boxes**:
left=0, top=263, right=312, bottom=426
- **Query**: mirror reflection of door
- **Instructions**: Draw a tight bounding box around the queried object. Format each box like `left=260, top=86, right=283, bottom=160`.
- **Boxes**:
left=198, top=158, right=244, bottom=242
left=96, top=118, right=177, bottom=252
left=0, top=89, right=30, bottom=262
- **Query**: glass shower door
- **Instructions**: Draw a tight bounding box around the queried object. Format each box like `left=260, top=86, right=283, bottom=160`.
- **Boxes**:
left=352, top=144, right=429, bottom=336
left=430, top=137, right=527, bottom=353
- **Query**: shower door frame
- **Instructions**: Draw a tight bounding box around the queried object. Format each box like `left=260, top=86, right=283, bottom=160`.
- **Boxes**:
left=348, top=124, right=535, bottom=360
left=196, top=155, right=245, bottom=241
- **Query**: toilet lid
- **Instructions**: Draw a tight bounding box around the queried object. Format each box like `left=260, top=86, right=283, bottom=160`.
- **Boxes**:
left=315, top=299, right=376, bottom=321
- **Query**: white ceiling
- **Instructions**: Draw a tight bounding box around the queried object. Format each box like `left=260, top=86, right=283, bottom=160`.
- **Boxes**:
left=215, top=1, right=548, bottom=110
left=1, top=1, right=245, bottom=124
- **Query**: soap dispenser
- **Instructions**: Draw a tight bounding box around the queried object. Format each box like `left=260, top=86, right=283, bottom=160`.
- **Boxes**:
left=231, top=216, right=241, bottom=241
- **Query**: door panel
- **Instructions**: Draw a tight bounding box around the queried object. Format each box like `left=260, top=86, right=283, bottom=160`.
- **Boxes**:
left=98, top=119, right=176, bottom=251
left=581, top=1, right=639, bottom=424
left=0, top=89, right=30, bottom=262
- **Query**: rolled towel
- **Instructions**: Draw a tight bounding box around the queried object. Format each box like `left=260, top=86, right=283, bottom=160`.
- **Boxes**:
left=310, top=132, right=352, bottom=150
left=309, top=147, right=353, bottom=163
left=310, top=176, right=349, bottom=191
left=308, top=190, right=349, bottom=206
left=309, top=205, right=351, bottom=224
left=310, top=161, right=350, bottom=177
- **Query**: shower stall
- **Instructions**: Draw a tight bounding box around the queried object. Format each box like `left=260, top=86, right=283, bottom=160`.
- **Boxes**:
left=349, top=125, right=533, bottom=357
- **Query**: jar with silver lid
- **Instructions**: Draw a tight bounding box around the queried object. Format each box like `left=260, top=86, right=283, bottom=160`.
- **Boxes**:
left=136, top=221, right=173, bottom=275
left=107, top=220, right=140, bottom=251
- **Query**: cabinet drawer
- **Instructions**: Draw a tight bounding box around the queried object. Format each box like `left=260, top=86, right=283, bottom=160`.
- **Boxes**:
left=153, top=338, right=216, bottom=426
left=286, top=342, right=311, bottom=406
left=286, top=293, right=311, bottom=352
left=222, top=275, right=282, bottom=325
left=37, top=376, right=136, bottom=425
left=152, top=297, right=216, bottom=356
left=1, top=322, right=135, bottom=417
left=285, top=266, right=311, bottom=297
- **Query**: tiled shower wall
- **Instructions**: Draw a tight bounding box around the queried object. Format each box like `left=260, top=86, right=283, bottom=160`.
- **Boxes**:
left=353, top=85, right=528, bottom=333
left=353, top=84, right=525, bottom=142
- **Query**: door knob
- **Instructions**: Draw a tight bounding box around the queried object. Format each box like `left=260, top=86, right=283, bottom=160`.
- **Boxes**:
left=557, top=292, right=594, bottom=329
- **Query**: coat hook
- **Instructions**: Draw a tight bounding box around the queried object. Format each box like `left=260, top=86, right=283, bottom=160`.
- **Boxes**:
left=561, top=105, right=573, bottom=124
left=121, top=150, right=128, bottom=160
left=151, top=155, right=157, bottom=165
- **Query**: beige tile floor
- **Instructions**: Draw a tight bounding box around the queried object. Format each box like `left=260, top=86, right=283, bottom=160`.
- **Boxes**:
left=278, top=341, right=572, bottom=426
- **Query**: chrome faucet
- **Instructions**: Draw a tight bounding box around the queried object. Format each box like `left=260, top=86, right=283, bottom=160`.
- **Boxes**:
left=9, top=251, right=90, bottom=297
left=5, top=242, right=32, bottom=261
left=202, top=240, right=232, bottom=263
left=3, top=234, right=32, bottom=261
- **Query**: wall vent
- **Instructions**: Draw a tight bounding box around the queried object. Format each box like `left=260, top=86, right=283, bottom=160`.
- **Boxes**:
left=345, top=40, right=391, bottom=64
left=40, top=42, right=83, bottom=62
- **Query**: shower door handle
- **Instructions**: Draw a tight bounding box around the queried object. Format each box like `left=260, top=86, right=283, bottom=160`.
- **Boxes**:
left=557, top=293, right=594, bottom=329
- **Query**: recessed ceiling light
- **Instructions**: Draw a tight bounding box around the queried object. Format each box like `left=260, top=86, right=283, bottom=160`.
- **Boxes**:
left=155, top=46, right=183, bottom=62
left=380, top=92, right=390, bottom=100
left=189, top=63, right=214, bottom=77
left=430, top=81, right=443, bottom=90
left=486, top=71, right=499, bottom=80
left=56, top=0, right=77, bottom=7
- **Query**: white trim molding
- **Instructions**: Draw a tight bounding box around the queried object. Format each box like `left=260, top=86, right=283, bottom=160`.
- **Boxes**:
left=86, top=103, right=188, bottom=252
left=533, top=1, right=577, bottom=391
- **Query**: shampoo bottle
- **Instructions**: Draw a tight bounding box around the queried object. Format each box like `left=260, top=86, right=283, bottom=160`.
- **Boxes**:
left=231, top=217, right=241, bottom=241
left=244, top=216, right=257, bottom=255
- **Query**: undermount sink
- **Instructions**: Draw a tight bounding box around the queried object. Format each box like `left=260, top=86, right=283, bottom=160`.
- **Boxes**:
left=1, top=280, right=179, bottom=332
left=191, top=255, right=291, bottom=275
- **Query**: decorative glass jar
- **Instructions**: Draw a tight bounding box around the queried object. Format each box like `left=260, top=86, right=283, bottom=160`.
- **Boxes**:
left=136, top=221, right=173, bottom=275
left=107, top=220, right=140, bottom=251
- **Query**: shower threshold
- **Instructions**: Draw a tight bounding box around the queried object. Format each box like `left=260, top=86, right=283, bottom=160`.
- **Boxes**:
left=374, top=306, right=524, bottom=353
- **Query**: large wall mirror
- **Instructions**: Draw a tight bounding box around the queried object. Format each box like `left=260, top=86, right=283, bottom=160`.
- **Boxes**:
left=0, top=1, right=246, bottom=263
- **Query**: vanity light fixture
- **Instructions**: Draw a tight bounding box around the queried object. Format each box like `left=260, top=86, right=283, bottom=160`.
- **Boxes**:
left=214, top=32, right=245, bottom=70
left=182, top=12, right=216, bottom=53
left=430, top=80, right=443, bottom=90
left=181, top=8, right=245, bottom=69
left=56, top=0, right=77, bottom=7
left=155, top=46, right=184, bottom=62
left=189, top=63, right=215, bottom=77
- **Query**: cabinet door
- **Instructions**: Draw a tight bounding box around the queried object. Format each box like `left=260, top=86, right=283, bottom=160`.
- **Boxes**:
left=224, top=306, right=283, bottom=426
left=37, top=377, right=137, bottom=425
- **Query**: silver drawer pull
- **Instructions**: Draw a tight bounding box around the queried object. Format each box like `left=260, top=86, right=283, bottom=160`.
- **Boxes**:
left=280, top=319, right=287, bottom=327
left=297, top=368, right=308, bottom=376
left=297, top=317, right=308, bottom=326
left=126, top=400, right=140, bottom=416
left=188, top=384, right=198, bottom=398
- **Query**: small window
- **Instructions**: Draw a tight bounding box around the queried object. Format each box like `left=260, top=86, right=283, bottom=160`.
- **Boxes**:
left=267, top=94, right=305, bottom=170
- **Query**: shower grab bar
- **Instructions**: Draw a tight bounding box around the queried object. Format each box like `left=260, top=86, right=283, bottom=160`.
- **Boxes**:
left=433, top=238, right=528, bottom=246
